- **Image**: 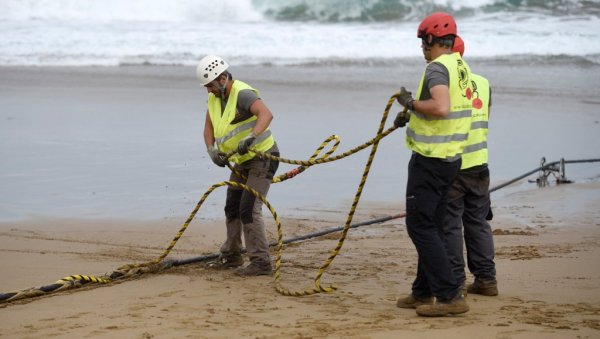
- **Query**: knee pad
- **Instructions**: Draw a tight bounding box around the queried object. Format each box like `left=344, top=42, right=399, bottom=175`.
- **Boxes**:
left=224, top=189, right=243, bottom=221
left=239, top=193, right=257, bottom=224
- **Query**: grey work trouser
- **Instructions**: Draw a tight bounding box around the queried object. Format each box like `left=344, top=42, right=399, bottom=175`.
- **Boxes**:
left=221, top=144, right=279, bottom=263
left=443, top=164, right=496, bottom=284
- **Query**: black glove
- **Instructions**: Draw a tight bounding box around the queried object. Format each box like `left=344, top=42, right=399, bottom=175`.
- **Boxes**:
left=393, top=110, right=410, bottom=128
left=237, top=134, right=256, bottom=155
left=396, top=87, right=415, bottom=111
left=207, top=146, right=228, bottom=167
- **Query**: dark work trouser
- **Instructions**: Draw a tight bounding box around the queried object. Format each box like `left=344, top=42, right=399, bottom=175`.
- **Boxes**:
left=222, top=144, right=279, bottom=263
left=444, top=164, right=496, bottom=284
left=405, top=152, right=461, bottom=301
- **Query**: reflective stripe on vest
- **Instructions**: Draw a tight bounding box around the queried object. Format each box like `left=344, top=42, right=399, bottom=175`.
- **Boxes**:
left=411, top=109, right=471, bottom=121
left=207, top=80, right=275, bottom=164
left=461, top=73, right=490, bottom=169
left=406, top=52, right=473, bottom=160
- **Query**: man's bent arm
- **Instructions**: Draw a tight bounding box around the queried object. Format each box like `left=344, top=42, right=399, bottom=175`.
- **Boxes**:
left=248, top=99, right=273, bottom=136
left=413, top=85, right=450, bottom=118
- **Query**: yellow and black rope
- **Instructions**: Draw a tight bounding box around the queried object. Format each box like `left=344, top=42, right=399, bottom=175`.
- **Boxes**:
left=273, top=92, right=402, bottom=295
left=116, top=91, right=402, bottom=296
left=0, top=91, right=403, bottom=303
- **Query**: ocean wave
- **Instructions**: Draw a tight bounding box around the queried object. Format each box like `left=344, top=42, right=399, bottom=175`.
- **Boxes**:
left=1, top=0, right=598, bottom=23
left=0, top=0, right=262, bottom=23
left=1, top=16, right=598, bottom=67
left=256, top=0, right=600, bottom=22
left=1, top=1, right=599, bottom=67
left=4, top=53, right=596, bottom=68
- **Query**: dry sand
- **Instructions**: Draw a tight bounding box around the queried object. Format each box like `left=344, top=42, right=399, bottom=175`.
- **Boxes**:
left=1, top=182, right=599, bottom=338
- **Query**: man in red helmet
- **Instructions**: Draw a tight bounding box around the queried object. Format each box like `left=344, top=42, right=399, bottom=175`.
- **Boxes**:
left=443, top=36, right=498, bottom=297
left=394, top=12, right=472, bottom=317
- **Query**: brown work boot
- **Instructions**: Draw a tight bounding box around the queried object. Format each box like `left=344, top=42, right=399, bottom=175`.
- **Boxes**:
left=204, top=252, right=244, bottom=270
left=467, top=279, right=498, bottom=296
left=396, top=294, right=434, bottom=309
left=234, top=260, right=272, bottom=276
left=416, top=294, right=469, bottom=317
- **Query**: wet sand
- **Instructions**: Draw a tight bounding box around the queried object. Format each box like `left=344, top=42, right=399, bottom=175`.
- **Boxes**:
left=1, top=61, right=599, bottom=221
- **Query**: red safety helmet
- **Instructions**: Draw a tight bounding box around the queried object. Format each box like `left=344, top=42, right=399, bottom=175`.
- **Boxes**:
left=417, top=12, right=457, bottom=39
left=453, top=35, right=465, bottom=57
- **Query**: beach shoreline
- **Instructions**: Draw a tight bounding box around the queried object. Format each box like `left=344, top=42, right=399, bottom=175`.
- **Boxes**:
left=1, top=64, right=599, bottom=222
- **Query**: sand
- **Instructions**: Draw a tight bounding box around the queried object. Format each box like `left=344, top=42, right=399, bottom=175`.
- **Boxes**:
left=0, top=182, right=599, bottom=338
left=1, top=62, right=600, bottom=338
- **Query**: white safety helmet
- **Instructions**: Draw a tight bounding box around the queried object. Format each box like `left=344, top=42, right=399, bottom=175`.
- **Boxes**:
left=196, top=55, right=229, bottom=86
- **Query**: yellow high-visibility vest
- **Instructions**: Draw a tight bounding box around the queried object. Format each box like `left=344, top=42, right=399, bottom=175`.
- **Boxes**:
left=461, top=73, right=490, bottom=169
left=208, top=80, right=275, bottom=164
left=406, top=52, right=473, bottom=160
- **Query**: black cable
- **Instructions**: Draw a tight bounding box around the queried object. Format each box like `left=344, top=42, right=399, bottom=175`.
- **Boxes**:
left=176, top=158, right=600, bottom=267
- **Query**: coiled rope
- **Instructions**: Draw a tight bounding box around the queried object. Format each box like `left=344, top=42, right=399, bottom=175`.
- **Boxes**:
left=0, top=91, right=404, bottom=303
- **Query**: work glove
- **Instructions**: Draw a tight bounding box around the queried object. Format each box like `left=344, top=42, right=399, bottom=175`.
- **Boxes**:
left=393, top=110, right=410, bottom=128
left=237, top=134, right=256, bottom=155
left=396, top=87, right=415, bottom=111
left=207, top=146, right=228, bottom=167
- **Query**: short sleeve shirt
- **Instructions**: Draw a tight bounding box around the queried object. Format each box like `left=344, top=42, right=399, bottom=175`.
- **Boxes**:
left=221, top=89, right=260, bottom=124
left=418, top=62, right=449, bottom=101
left=420, top=62, right=493, bottom=110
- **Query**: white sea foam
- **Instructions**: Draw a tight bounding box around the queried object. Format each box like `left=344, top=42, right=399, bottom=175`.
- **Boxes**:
left=0, top=0, right=599, bottom=65
left=0, top=0, right=264, bottom=22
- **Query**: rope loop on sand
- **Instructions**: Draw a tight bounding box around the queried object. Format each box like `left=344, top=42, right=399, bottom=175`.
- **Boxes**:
left=0, top=91, right=403, bottom=303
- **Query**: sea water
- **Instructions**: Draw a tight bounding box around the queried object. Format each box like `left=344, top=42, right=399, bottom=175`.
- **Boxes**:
left=0, top=0, right=599, bottom=66
left=1, top=0, right=599, bottom=222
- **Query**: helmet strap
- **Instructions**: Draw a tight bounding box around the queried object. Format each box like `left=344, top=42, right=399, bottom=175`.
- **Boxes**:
left=422, top=35, right=434, bottom=48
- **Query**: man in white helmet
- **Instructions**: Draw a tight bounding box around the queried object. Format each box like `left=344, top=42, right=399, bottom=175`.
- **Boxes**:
left=198, top=55, right=279, bottom=276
